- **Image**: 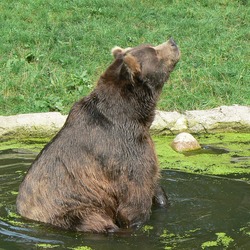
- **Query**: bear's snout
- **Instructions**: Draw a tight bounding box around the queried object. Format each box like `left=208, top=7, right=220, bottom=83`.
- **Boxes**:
left=168, top=37, right=177, bottom=47
left=167, top=38, right=180, bottom=56
left=154, top=38, right=180, bottom=71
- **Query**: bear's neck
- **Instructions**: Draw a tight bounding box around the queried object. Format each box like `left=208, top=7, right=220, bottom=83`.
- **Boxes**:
left=88, top=83, right=158, bottom=128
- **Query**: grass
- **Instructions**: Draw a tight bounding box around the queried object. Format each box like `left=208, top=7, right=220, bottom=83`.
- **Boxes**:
left=0, top=0, right=249, bottom=115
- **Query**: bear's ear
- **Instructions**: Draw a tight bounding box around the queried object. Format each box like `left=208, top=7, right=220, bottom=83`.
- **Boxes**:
left=111, top=46, right=123, bottom=58
left=123, top=54, right=141, bottom=80
left=111, top=46, right=132, bottom=58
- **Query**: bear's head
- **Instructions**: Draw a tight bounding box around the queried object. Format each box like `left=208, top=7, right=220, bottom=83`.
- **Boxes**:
left=108, top=38, right=180, bottom=94
left=95, top=39, right=180, bottom=125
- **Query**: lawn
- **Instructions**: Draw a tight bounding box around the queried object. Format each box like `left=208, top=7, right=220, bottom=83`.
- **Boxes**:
left=0, top=0, right=249, bottom=115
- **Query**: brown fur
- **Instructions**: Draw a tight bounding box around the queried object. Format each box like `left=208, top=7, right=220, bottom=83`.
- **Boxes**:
left=16, top=39, right=180, bottom=233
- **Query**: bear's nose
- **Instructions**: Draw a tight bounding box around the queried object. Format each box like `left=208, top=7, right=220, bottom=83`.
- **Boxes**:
left=169, top=38, right=177, bottom=47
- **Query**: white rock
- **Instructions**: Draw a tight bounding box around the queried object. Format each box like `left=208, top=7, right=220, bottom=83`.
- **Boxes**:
left=151, top=111, right=187, bottom=133
left=151, top=110, right=167, bottom=131
left=185, top=105, right=250, bottom=133
left=0, top=105, right=249, bottom=138
left=0, top=112, right=67, bottom=137
left=171, top=132, right=201, bottom=152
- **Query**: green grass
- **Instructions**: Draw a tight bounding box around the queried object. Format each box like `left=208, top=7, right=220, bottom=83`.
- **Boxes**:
left=0, top=0, right=249, bottom=115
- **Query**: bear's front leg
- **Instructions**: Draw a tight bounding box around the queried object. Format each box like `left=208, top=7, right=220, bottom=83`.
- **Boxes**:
left=115, top=187, right=153, bottom=230
left=116, top=204, right=151, bottom=230
left=153, top=185, right=169, bottom=208
left=73, top=211, right=119, bottom=233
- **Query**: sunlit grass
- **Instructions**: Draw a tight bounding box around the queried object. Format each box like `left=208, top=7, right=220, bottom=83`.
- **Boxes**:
left=0, top=0, right=249, bottom=115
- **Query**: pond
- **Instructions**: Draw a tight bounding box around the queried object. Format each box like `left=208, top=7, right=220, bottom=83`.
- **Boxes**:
left=0, top=146, right=249, bottom=249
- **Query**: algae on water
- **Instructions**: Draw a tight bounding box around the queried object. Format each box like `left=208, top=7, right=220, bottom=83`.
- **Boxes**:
left=0, top=133, right=249, bottom=177
left=201, top=232, right=234, bottom=249
left=154, top=133, right=250, bottom=177
left=0, top=137, right=50, bottom=152
left=36, top=244, right=60, bottom=249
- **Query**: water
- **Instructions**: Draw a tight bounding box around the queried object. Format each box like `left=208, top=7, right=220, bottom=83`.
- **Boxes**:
left=0, top=149, right=249, bottom=250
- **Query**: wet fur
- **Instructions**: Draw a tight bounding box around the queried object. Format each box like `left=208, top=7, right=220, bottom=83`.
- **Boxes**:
left=16, top=41, right=179, bottom=232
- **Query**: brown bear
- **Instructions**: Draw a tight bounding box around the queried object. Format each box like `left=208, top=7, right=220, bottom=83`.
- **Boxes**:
left=16, top=38, right=180, bottom=233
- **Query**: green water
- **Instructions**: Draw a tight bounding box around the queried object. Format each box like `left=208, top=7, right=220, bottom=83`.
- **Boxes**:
left=0, top=134, right=250, bottom=249
left=154, top=133, right=250, bottom=178
left=1, top=133, right=249, bottom=177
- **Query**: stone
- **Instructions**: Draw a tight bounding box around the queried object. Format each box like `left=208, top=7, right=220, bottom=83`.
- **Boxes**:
left=0, top=105, right=249, bottom=139
left=0, top=112, right=67, bottom=138
left=151, top=111, right=187, bottom=134
left=171, top=132, right=201, bottom=152
left=185, top=105, right=250, bottom=133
